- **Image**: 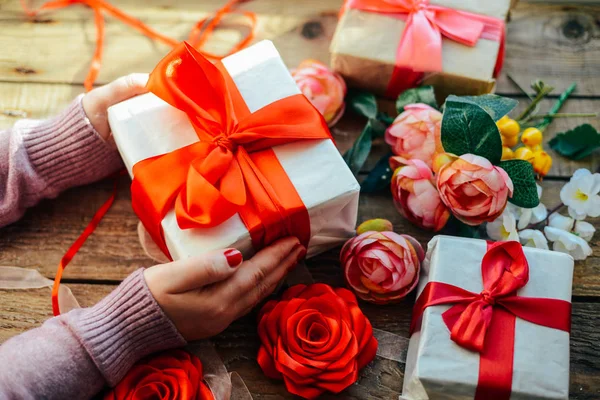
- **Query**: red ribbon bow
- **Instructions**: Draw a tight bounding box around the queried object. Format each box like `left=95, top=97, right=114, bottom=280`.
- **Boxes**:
left=410, top=241, right=571, bottom=400
left=344, top=0, right=506, bottom=97
left=131, top=42, right=332, bottom=258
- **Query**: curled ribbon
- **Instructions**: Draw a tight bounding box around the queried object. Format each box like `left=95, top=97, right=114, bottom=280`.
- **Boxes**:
left=410, top=241, right=571, bottom=400
left=20, top=0, right=257, bottom=92
left=343, top=0, right=506, bottom=97
left=132, top=42, right=332, bottom=258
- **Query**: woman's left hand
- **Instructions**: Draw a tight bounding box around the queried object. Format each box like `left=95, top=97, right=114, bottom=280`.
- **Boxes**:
left=82, top=73, right=149, bottom=141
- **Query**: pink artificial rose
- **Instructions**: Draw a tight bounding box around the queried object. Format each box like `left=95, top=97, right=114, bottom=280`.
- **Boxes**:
left=391, top=158, right=450, bottom=232
left=437, top=154, right=514, bottom=226
left=384, top=103, right=443, bottom=168
left=340, top=231, right=424, bottom=304
left=291, top=60, right=346, bottom=126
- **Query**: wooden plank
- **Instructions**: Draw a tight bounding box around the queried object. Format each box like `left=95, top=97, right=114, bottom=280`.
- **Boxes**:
left=1, top=2, right=600, bottom=96
left=0, top=283, right=114, bottom=343
left=497, top=3, right=600, bottom=96
left=0, top=1, right=340, bottom=85
left=0, top=282, right=598, bottom=399
left=2, top=81, right=596, bottom=178
left=1, top=173, right=599, bottom=297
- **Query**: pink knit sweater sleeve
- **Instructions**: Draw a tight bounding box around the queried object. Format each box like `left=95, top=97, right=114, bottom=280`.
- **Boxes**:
left=0, top=94, right=123, bottom=227
left=0, top=97, right=187, bottom=398
left=0, top=269, right=187, bottom=399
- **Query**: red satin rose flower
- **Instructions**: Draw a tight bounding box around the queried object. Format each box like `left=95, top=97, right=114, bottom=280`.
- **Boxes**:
left=104, top=350, right=214, bottom=400
left=257, top=284, right=378, bottom=399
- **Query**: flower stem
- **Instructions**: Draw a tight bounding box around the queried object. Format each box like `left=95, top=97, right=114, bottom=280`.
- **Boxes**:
left=536, top=82, right=577, bottom=132
left=507, top=74, right=534, bottom=101
left=517, top=85, right=554, bottom=122
left=528, top=113, right=597, bottom=119
left=517, top=203, right=564, bottom=232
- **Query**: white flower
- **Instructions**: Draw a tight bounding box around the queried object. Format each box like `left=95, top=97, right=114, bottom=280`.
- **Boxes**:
left=560, top=169, right=600, bottom=220
left=486, top=212, right=519, bottom=242
left=509, top=185, right=547, bottom=229
left=518, top=229, right=549, bottom=250
left=544, top=226, right=593, bottom=260
left=574, top=220, right=596, bottom=242
left=548, top=213, right=575, bottom=231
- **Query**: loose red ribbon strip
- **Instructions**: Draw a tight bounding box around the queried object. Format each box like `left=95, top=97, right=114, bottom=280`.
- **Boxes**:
left=343, top=0, right=506, bottom=98
left=410, top=241, right=571, bottom=400
left=20, top=0, right=257, bottom=92
left=131, top=42, right=331, bottom=259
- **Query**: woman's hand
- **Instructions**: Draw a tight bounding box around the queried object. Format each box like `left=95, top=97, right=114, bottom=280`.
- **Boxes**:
left=82, top=73, right=149, bottom=141
left=143, top=237, right=306, bottom=341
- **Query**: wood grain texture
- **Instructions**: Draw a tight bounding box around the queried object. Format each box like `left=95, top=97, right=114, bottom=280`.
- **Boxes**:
left=1, top=176, right=599, bottom=297
left=0, top=282, right=597, bottom=399
left=0, top=1, right=599, bottom=95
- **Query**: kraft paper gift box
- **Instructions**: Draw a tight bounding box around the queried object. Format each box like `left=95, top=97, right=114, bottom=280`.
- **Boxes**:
left=107, top=40, right=360, bottom=260
left=330, top=0, right=512, bottom=100
left=402, top=235, right=573, bottom=400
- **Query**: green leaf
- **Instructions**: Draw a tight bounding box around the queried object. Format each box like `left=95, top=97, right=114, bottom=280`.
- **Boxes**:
left=548, top=124, right=600, bottom=160
left=396, top=86, right=437, bottom=113
left=446, top=94, right=518, bottom=121
left=369, top=118, right=388, bottom=139
left=347, top=89, right=378, bottom=119
left=361, top=153, right=393, bottom=193
left=443, top=216, right=482, bottom=238
left=376, top=111, right=395, bottom=127
left=499, top=160, right=540, bottom=208
left=343, top=120, right=374, bottom=175
left=441, top=100, right=503, bottom=164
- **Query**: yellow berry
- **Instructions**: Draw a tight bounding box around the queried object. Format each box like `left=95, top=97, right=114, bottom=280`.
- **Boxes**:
left=514, top=147, right=534, bottom=162
left=521, top=127, right=543, bottom=147
left=528, top=144, right=543, bottom=152
left=532, top=150, right=552, bottom=176
left=502, top=146, right=514, bottom=160
left=501, top=134, right=519, bottom=148
left=497, top=117, right=520, bottom=137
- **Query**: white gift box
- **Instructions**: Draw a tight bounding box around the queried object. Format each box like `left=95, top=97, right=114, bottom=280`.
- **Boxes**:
left=107, top=40, right=360, bottom=260
left=402, top=235, right=573, bottom=400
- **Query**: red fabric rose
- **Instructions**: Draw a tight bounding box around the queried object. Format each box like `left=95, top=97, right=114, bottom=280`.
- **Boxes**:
left=104, top=349, right=214, bottom=400
left=257, top=284, right=378, bottom=399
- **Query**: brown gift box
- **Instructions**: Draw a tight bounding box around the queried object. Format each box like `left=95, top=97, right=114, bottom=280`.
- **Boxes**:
left=330, top=0, right=513, bottom=100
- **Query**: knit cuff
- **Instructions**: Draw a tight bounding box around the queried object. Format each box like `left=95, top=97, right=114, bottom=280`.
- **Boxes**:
left=66, top=269, right=187, bottom=386
left=20, top=94, right=123, bottom=196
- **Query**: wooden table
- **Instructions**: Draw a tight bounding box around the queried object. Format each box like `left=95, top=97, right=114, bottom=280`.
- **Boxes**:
left=1, top=1, right=599, bottom=398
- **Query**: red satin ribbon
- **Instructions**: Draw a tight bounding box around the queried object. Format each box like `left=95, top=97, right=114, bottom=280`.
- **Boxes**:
left=343, top=0, right=506, bottom=98
left=131, top=42, right=331, bottom=259
left=410, top=241, right=571, bottom=400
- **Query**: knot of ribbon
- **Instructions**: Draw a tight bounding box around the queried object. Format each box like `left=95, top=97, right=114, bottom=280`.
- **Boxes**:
left=130, top=42, right=331, bottom=258
left=409, top=241, right=571, bottom=400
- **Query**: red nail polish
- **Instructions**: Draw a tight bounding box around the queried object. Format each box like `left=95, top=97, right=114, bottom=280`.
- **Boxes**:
left=224, top=249, right=243, bottom=267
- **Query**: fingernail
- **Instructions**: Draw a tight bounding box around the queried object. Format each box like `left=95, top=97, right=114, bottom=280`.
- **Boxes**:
left=224, top=249, right=243, bottom=267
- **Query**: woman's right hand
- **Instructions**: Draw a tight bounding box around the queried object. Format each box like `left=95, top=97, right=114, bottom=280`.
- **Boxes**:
left=143, top=237, right=306, bottom=341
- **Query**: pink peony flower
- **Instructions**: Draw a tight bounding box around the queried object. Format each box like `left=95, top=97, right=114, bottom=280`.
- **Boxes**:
left=384, top=103, right=443, bottom=168
left=437, top=154, right=514, bottom=226
left=391, top=158, right=450, bottom=232
left=291, top=60, right=346, bottom=126
left=340, top=231, right=424, bottom=304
